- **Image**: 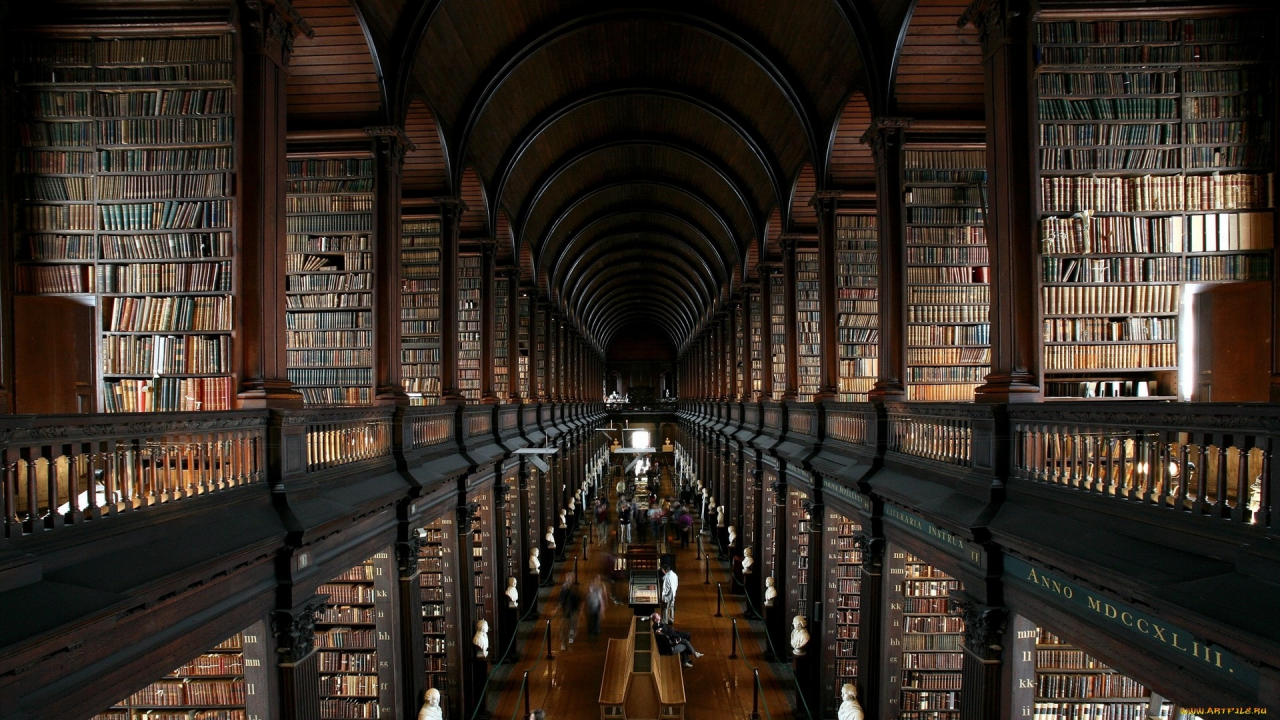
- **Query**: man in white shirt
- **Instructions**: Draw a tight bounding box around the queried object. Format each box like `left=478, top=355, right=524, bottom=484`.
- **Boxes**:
left=660, top=564, right=679, bottom=623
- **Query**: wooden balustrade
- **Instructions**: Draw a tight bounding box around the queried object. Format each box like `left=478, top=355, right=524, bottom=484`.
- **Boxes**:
left=763, top=406, right=782, bottom=430
left=827, top=405, right=871, bottom=445
left=500, top=406, right=518, bottom=431
left=1, top=412, right=267, bottom=539
left=407, top=406, right=454, bottom=451
left=1011, top=404, right=1278, bottom=529
left=465, top=409, right=493, bottom=438
left=886, top=406, right=973, bottom=468
left=788, top=406, right=815, bottom=436
left=303, top=410, right=393, bottom=473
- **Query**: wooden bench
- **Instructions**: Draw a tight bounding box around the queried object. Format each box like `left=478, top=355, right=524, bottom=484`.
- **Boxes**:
left=599, top=616, right=686, bottom=719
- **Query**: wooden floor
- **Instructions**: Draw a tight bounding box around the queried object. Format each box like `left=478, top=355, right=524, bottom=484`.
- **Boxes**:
left=481, top=472, right=803, bottom=720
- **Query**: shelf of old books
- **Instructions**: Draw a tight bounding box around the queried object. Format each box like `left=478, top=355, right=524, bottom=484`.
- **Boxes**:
left=285, top=153, right=376, bottom=406
left=470, top=489, right=495, bottom=626
left=457, top=253, right=482, bottom=401
left=903, top=147, right=991, bottom=402
left=316, top=551, right=396, bottom=719
left=401, top=215, right=442, bottom=405
left=1035, top=13, right=1274, bottom=400
left=750, top=289, right=764, bottom=397
left=494, top=275, right=510, bottom=400
left=91, top=624, right=270, bottom=719
left=785, top=488, right=812, bottom=620
left=419, top=515, right=459, bottom=701
left=796, top=250, right=822, bottom=402
left=837, top=212, right=879, bottom=402
left=820, top=511, right=863, bottom=717
left=534, top=305, right=547, bottom=399
left=769, top=270, right=787, bottom=400
left=760, top=466, right=779, bottom=583
left=736, top=297, right=746, bottom=396
left=885, top=547, right=965, bottom=720
left=516, top=293, right=531, bottom=398
left=14, top=31, right=238, bottom=412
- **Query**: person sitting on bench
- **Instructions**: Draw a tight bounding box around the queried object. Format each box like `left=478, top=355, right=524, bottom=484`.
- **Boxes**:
left=649, top=613, right=704, bottom=667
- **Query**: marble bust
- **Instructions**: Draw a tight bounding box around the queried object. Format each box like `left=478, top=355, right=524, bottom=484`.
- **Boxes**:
left=838, top=683, right=865, bottom=720
left=717, top=506, right=726, bottom=527
left=545, top=528, right=556, bottom=548
left=505, top=577, right=519, bottom=607
left=473, top=619, right=490, bottom=658
left=727, top=525, right=737, bottom=547
left=790, top=615, right=810, bottom=656
left=418, top=688, right=443, bottom=720
left=764, top=576, right=777, bottom=607
left=741, top=547, right=754, bottom=574
left=529, top=548, right=541, bottom=574
left=558, top=509, right=567, bottom=528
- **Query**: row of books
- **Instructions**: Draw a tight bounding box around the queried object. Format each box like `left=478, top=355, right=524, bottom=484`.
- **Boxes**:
left=906, top=325, right=990, bottom=347
left=1040, top=173, right=1271, bottom=213
left=103, top=334, right=230, bottom=375
left=907, top=384, right=982, bottom=401
left=1039, top=122, right=1176, bottom=147
left=1035, top=18, right=1261, bottom=44
left=288, top=216, right=373, bottom=233
left=1044, top=316, right=1177, bottom=343
left=1042, top=256, right=1180, bottom=283
left=316, top=627, right=376, bottom=649
left=1037, top=674, right=1149, bottom=698
left=908, top=306, right=988, bottom=324
left=901, top=672, right=963, bottom=691
left=907, top=367, right=988, bottom=383
left=19, top=64, right=234, bottom=85
left=287, top=254, right=373, bottom=274
left=1044, top=343, right=1177, bottom=370
left=289, top=273, right=371, bottom=292
left=318, top=652, right=377, bottom=673
left=906, top=267, right=990, bottom=284
left=902, top=652, right=963, bottom=670
left=286, top=330, right=372, bottom=348
left=901, top=634, right=962, bottom=651
left=901, top=691, right=959, bottom=710
left=97, top=261, right=231, bottom=293
left=98, top=147, right=233, bottom=172
left=173, top=654, right=244, bottom=677
left=907, top=247, right=989, bottom=265
left=1043, top=285, right=1180, bottom=315
left=1040, top=148, right=1181, bottom=171
left=318, top=698, right=380, bottom=719
left=1030, top=704, right=1162, bottom=720
left=100, top=200, right=230, bottom=230
left=107, top=295, right=232, bottom=332
left=908, top=226, right=986, bottom=245
left=288, top=159, right=372, bottom=178
left=286, top=349, right=372, bottom=367
left=287, top=234, right=372, bottom=252
left=20, top=36, right=234, bottom=64
left=1044, top=380, right=1159, bottom=399
left=318, top=675, right=378, bottom=697
left=287, top=368, right=374, bottom=387
left=287, top=179, right=373, bottom=194
left=286, top=293, right=372, bottom=309
left=284, top=311, right=372, bottom=330
left=1037, top=45, right=1262, bottom=66
left=906, top=207, right=985, bottom=225
left=301, top=387, right=372, bottom=405
left=287, top=196, right=373, bottom=213
left=1039, top=98, right=1177, bottom=121
left=319, top=607, right=375, bottom=624
left=96, top=117, right=233, bottom=145
left=1037, top=70, right=1176, bottom=96
left=1040, top=212, right=1275, bottom=254
left=127, top=680, right=244, bottom=707
left=101, top=376, right=233, bottom=413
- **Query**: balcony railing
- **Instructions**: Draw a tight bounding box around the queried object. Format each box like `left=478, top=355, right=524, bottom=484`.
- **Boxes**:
left=887, top=405, right=974, bottom=468
left=827, top=404, right=871, bottom=446
left=2, top=411, right=267, bottom=539
left=407, top=406, right=454, bottom=451
left=302, top=408, right=393, bottom=473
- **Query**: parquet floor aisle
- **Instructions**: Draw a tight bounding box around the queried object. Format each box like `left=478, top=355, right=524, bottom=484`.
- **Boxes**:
left=483, top=469, right=802, bottom=720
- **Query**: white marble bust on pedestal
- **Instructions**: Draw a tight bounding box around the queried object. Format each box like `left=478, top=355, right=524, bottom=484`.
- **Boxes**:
left=545, top=528, right=556, bottom=548
left=764, top=576, right=777, bottom=607
left=558, top=509, right=567, bottom=528
left=473, top=619, right=490, bottom=658
left=418, top=688, right=443, bottom=720
left=741, top=547, right=754, bottom=574
left=505, top=577, right=519, bottom=607
left=529, top=548, right=541, bottom=574
left=838, top=683, right=865, bottom=720
left=790, top=615, right=810, bottom=657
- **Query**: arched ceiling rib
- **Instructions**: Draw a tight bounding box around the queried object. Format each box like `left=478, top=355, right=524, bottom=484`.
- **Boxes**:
left=350, top=0, right=922, bottom=348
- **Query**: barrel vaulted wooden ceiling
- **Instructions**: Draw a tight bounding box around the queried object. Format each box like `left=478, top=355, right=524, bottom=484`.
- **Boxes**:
left=286, top=0, right=983, bottom=352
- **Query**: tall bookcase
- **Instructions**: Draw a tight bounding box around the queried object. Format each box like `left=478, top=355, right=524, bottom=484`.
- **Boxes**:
left=760, top=468, right=778, bottom=579
left=92, top=624, right=269, bottom=719
left=1035, top=14, right=1275, bottom=400
left=457, top=254, right=482, bottom=401
left=837, top=213, right=880, bottom=402
left=769, top=272, right=787, bottom=400
left=516, top=293, right=531, bottom=399
left=494, top=277, right=509, bottom=400
left=470, top=489, right=495, bottom=630
left=885, top=548, right=965, bottom=719
left=903, top=148, right=991, bottom=402
left=14, top=31, right=237, bottom=413
left=785, top=488, right=812, bottom=620
left=750, top=292, right=764, bottom=397
left=316, top=552, right=397, bottom=719
left=820, top=511, right=863, bottom=716
left=401, top=216, right=442, bottom=405
left=285, top=154, right=375, bottom=406
left=795, top=250, right=822, bottom=402
left=735, top=297, right=746, bottom=396
left=534, top=305, right=547, bottom=399
left=419, top=515, right=459, bottom=703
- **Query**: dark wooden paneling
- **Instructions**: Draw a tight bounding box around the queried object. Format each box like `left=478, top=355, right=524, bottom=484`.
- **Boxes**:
left=460, top=166, right=489, bottom=236
left=829, top=93, right=876, bottom=189
left=288, top=0, right=383, bottom=125
left=894, top=0, right=984, bottom=116
left=403, top=99, right=449, bottom=195
left=791, top=162, right=818, bottom=231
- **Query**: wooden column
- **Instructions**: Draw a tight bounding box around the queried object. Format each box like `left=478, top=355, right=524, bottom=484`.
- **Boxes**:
left=728, top=298, right=740, bottom=400
left=952, top=597, right=1009, bottom=720
left=544, top=307, right=557, bottom=403
left=532, top=294, right=546, bottom=401
left=504, top=269, right=521, bottom=402
left=236, top=0, right=309, bottom=408
left=741, top=286, right=755, bottom=401
left=863, top=119, right=910, bottom=401
left=438, top=198, right=466, bottom=404
left=369, top=127, right=411, bottom=405
left=779, top=237, right=800, bottom=400
left=711, top=318, right=722, bottom=400
left=759, top=266, right=775, bottom=401
left=480, top=239, right=497, bottom=404
left=271, top=602, right=324, bottom=720
left=398, top=531, right=426, bottom=717
left=854, top=535, right=885, bottom=717
left=963, top=0, right=1041, bottom=402
left=813, top=191, right=842, bottom=401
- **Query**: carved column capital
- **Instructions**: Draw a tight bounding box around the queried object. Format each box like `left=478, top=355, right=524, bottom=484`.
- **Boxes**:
left=776, top=233, right=804, bottom=254
left=860, top=117, right=912, bottom=165
left=239, top=0, right=313, bottom=65
left=959, top=0, right=1022, bottom=51
left=950, top=596, right=1009, bottom=661
left=854, top=535, right=885, bottom=572
left=271, top=602, right=324, bottom=664
left=366, top=126, right=414, bottom=171
left=809, top=189, right=844, bottom=209
left=398, top=531, right=430, bottom=576
left=433, top=195, right=469, bottom=221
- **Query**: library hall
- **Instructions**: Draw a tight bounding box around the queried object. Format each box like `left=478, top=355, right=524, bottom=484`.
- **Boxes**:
left=1, top=0, right=1279, bottom=718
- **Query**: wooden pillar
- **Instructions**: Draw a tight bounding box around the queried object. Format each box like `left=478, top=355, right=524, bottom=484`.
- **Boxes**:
left=854, top=535, right=885, bottom=716
left=532, top=295, right=546, bottom=401
left=741, top=287, right=755, bottom=401
left=236, top=0, right=308, bottom=408
left=963, top=0, right=1041, bottom=402
left=952, top=597, right=1009, bottom=720
left=545, top=308, right=557, bottom=403
left=759, top=266, right=776, bottom=401
left=370, top=128, right=411, bottom=405
left=863, top=119, right=910, bottom=401
left=438, top=198, right=466, bottom=404
left=398, top=530, right=426, bottom=717
left=271, top=603, right=324, bottom=720
left=728, top=299, right=740, bottom=400
left=455, top=503, right=481, bottom=717
left=479, top=240, right=497, bottom=403
left=711, top=318, right=722, bottom=401
left=813, top=192, right=842, bottom=402
left=779, top=237, right=800, bottom=400
left=504, top=269, right=521, bottom=402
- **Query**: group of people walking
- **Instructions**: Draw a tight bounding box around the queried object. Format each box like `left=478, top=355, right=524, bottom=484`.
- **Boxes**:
left=599, top=492, right=698, bottom=547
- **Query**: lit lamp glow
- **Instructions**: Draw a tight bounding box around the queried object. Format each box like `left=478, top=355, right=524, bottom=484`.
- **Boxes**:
left=631, top=430, right=651, bottom=450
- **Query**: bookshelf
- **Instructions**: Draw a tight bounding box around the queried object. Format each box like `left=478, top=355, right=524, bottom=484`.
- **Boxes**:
left=837, top=213, right=879, bottom=402
left=516, top=293, right=531, bottom=399
left=760, top=469, right=778, bottom=583
left=1023, top=627, right=1173, bottom=720
left=1035, top=15, right=1275, bottom=400
left=401, top=216, right=442, bottom=405
left=501, top=471, right=519, bottom=586
left=457, top=254, right=482, bottom=401
left=796, top=250, right=822, bottom=402
left=470, top=490, right=494, bottom=627
left=419, top=515, right=458, bottom=702
left=534, top=305, right=547, bottom=399
left=736, top=300, right=746, bottom=397
left=494, top=277, right=509, bottom=401
left=14, top=31, right=237, bottom=413
left=92, top=625, right=269, bottom=720
left=903, top=148, right=991, bottom=402
left=820, top=512, right=863, bottom=717
left=785, top=489, right=812, bottom=620
left=769, top=272, right=787, bottom=400
left=750, top=291, right=764, bottom=396
left=285, top=154, right=376, bottom=406
left=885, top=548, right=965, bottom=720
left=316, top=552, right=396, bottom=720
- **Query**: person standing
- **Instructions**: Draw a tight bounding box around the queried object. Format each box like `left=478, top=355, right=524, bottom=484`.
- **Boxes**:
left=660, top=564, right=678, bottom=624
left=558, top=573, right=582, bottom=649
left=586, top=575, right=607, bottom=636
left=618, top=497, right=632, bottom=544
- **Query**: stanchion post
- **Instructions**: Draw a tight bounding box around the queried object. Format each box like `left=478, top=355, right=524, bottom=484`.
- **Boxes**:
left=703, top=555, right=710, bottom=585
left=574, top=555, right=580, bottom=583
left=749, top=669, right=762, bottom=720
left=522, top=671, right=530, bottom=718
left=696, top=534, right=702, bottom=560
left=545, top=619, right=555, bottom=660
left=583, top=532, right=589, bottom=559
left=729, top=618, right=739, bottom=659
left=715, top=583, right=723, bottom=617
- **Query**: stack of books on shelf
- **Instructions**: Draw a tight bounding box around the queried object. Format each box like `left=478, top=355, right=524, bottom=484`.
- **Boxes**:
left=91, top=631, right=255, bottom=719
left=903, top=149, right=991, bottom=402
left=285, top=156, right=376, bottom=405
left=896, top=552, right=965, bottom=720
left=750, top=292, right=764, bottom=396
left=317, top=557, right=384, bottom=720
left=770, top=272, right=787, bottom=399
left=15, top=32, right=237, bottom=412
left=419, top=519, right=455, bottom=695
left=1035, top=15, right=1274, bottom=399
left=837, top=213, right=879, bottom=401
left=402, top=217, right=443, bottom=405
left=795, top=251, right=822, bottom=402
left=494, top=277, right=509, bottom=400
left=457, top=255, right=483, bottom=401
left=1033, top=628, right=1172, bottom=720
